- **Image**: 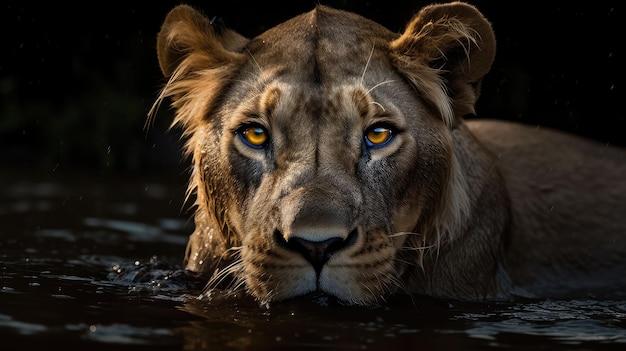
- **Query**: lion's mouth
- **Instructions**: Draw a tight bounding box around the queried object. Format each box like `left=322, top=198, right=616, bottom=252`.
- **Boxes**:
left=273, top=229, right=358, bottom=275
left=240, top=228, right=397, bottom=305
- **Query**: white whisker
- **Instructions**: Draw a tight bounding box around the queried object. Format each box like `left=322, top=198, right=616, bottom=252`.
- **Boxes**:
left=387, top=273, right=405, bottom=294
left=388, top=231, right=424, bottom=239
left=361, top=282, right=378, bottom=305
left=203, top=246, right=244, bottom=292
left=366, top=79, right=396, bottom=95
left=246, top=48, right=262, bottom=73
left=226, top=276, right=247, bottom=294
left=205, top=258, right=242, bottom=290
left=360, top=44, right=376, bottom=85
left=400, top=244, right=436, bottom=252
left=370, top=101, right=385, bottom=111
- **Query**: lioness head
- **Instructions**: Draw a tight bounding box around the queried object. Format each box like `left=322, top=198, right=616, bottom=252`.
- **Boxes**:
left=151, top=1, right=496, bottom=305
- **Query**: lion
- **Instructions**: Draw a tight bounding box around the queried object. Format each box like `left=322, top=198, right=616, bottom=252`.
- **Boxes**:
left=150, top=1, right=626, bottom=306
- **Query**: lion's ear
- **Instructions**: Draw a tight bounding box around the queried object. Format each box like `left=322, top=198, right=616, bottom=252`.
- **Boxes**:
left=151, top=5, right=249, bottom=131
left=390, top=1, right=495, bottom=125
left=156, top=4, right=248, bottom=77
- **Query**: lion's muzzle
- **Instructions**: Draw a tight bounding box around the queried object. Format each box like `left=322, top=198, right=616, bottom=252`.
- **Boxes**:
left=274, top=228, right=358, bottom=274
left=273, top=173, right=362, bottom=271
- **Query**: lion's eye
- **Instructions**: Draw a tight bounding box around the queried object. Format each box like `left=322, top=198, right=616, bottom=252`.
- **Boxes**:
left=237, top=125, right=269, bottom=149
left=364, top=125, right=395, bottom=148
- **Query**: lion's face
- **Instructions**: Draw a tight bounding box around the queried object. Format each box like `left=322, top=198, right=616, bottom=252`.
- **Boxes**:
left=152, top=2, right=495, bottom=305
left=218, top=79, right=451, bottom=304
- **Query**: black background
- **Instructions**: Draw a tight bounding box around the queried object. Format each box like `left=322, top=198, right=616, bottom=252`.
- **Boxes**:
left=1, top=1, right=623, bottom=176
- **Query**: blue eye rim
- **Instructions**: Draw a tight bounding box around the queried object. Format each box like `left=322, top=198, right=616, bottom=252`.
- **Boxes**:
left=235, top=124, right=270, bottom=150
left=363, top=123, right=397, bottom=149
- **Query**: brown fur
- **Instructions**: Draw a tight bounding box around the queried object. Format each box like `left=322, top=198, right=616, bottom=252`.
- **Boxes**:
left=151, top=2, right=626, bottom=305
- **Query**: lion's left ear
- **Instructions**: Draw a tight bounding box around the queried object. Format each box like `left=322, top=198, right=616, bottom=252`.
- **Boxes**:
left=390, top=1, right=496, bottom=126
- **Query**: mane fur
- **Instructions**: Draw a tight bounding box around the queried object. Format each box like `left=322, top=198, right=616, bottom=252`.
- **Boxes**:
left=413, top=133, right=471, bottom=268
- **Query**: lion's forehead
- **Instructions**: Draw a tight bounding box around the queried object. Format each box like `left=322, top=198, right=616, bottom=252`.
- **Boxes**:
left=246, top=6, right=397, bottom=86
left=268, top=83, right=365, bottom=116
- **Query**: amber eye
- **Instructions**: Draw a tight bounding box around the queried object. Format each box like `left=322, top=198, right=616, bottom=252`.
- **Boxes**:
left=237, top=125, right=269, bottom=149
left=364, top=125, right=395, bottom=148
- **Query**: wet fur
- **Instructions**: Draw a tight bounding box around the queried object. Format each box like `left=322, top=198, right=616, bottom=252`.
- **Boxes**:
left=151, top=2, right=626, bottom=305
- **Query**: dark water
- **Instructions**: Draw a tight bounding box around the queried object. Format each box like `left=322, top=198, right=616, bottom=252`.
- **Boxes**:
left=2, top=170, right=626, bottom=350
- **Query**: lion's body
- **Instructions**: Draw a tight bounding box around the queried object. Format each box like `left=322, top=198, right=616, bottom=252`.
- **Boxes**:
left=152, top=1, right=626, bottom=305
left=468, top=119, right=626, bottom=297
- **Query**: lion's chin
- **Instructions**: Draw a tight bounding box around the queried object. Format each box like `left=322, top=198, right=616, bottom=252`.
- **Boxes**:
left=267, top=285, right=381, bottom=307
left=248, top=265, right=389, bottom=307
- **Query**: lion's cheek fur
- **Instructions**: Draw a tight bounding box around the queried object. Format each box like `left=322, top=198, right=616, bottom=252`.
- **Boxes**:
left=187, top=128, right=249, bottom=259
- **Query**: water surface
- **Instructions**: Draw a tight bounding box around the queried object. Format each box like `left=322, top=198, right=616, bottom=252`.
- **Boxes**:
left=1, top=169, right=625, bottom=350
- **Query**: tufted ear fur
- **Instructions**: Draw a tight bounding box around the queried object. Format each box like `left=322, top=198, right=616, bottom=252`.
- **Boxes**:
left=150, top=5, right=249, bottom=139
left=390, top=1, right=496, bottom=126
left=156, top=4, right=248, bottom=77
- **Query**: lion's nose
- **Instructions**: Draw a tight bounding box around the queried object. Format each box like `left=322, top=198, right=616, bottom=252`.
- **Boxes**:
left=288, top=236, right=344, bottom=270
left=275, top=229, right=357, bottom=274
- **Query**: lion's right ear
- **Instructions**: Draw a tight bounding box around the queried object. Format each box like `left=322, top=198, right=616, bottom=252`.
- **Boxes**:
left=150, top=5, right=249, bottom=133
left=156, top=4, right=248, bottom=77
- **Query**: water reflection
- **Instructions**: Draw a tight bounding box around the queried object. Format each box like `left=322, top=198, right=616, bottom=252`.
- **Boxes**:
left=1, top=170, right=625, bottom=350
